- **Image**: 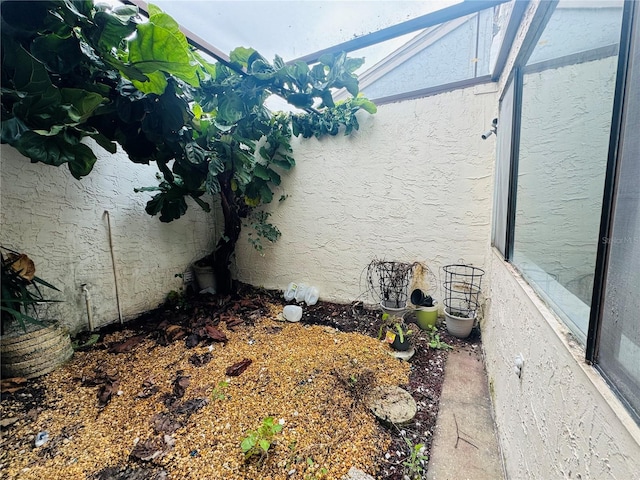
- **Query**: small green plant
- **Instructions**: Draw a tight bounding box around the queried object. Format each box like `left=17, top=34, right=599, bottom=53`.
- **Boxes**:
left=211, top=380, right=230, bottom=401
left=304, top=457, right=329, bottom=479
left=426, top=325, right=452, bottom=350
left=377, top=313, right=412, bottom=345
left=1, top=247, right=61, bottom=334
left=402, top=438, right=428, bottom=479
left=241, top=416, right=283, bottom=465
left=246, top=211, right=281, bottom=255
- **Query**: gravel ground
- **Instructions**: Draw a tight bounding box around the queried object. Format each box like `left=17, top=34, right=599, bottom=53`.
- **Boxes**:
left=0, top=284, right=481, bottom=479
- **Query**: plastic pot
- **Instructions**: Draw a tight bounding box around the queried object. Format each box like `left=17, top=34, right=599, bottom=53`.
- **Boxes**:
left=444, top=307, right=477, bottom=338
left=415, top=303, right=439, bottom=330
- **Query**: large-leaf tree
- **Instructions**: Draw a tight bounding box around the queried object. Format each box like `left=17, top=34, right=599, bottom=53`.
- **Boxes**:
left=1, top=0, right=376, bottom=293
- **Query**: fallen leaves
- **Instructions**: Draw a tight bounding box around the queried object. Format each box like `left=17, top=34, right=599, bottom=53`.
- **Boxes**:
left=188, top=352, right=212, bottom=367
left=130, top=435, right=173, bottom=462
left=0, top=377, right=27, bottom=394
left=108, top=335, right=146, bottom=354
left=225, top=358, right=252, bottom=377
left=202, top=325, right=227, bottom=343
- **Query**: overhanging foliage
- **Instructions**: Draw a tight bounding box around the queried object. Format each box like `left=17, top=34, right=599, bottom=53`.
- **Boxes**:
left=1, top=0, right=377, bottom=292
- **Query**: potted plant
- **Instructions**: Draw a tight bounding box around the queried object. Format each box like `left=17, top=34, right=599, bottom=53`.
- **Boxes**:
left=366, top=260, right=421, bottom=316
left=1, top=247, right=73, bottom=379
left=378, top=313, right=414, bottom=351
left=410, top=289, right=439, bottom=330
left=442, top=264, right=485, bottom=339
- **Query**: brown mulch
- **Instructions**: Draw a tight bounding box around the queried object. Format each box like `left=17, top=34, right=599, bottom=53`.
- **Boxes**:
left=0, top=284, right=481, bottom=479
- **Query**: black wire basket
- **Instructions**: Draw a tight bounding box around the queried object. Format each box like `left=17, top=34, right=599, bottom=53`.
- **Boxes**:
left=442, top=264, right=485, bottom=317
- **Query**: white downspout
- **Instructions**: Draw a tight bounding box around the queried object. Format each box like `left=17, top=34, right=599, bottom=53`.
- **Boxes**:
left=104, top=210, right=123, bottom=324
left=81, top=284, right=94, bottom=331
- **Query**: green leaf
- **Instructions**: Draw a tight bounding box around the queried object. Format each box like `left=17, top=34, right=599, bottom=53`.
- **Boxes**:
left=230, top=47, right=257, bottom=69
left=94, top=8, right=138, bottom=55
left=60, top=88, right=107, bottom=123
left=31, top=34, right=83, bottom=74
left=258, top=439, right=270, bottom=452
left=131, top=70, right=167, bottom=95
left=128, top=21, right=200, bottom=89
left=253, top=164, right=270, bottom=181
left=67, top=143, right=98, bottom=180
left=241, top=436, right=256, bottom=453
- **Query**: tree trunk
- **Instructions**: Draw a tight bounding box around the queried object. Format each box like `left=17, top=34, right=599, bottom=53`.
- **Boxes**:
left=209, top=178, right=241, bottom=295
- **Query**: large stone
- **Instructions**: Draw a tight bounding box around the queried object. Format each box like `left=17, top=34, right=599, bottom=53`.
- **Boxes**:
left=341, top=467, right=375, bottom=480
left=366, top=385, right=417, bottom=424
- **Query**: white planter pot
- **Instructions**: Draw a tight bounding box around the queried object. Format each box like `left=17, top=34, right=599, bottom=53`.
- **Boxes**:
left=444, top=307, right=477, bottom=339
left=379, top=301, right=407, bottom=319
left=193, top=263, right=217, bottom=293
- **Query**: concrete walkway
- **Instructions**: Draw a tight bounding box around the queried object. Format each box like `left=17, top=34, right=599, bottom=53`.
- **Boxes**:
left=426, top=347, right=504, bottom=480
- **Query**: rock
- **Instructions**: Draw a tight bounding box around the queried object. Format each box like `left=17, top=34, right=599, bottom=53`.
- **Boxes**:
left=341, top=467, right=375, bottom=480
left=366, top=386, right=417, bottom=424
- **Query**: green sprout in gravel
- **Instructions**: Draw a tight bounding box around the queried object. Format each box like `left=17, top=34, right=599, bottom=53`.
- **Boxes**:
left=241, top=416, right=284, bottom=466
left=403, top=438, right=429, bottom=479
left=425, top=325, right=452, bottom=350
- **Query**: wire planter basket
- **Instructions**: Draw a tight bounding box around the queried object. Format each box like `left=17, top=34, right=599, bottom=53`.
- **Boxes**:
left=366, top=260, right=419, bottom=311
left=442, top=264, right=485, bottom=318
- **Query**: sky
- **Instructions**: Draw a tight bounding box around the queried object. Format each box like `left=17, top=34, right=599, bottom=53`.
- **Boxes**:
left=137, top=1, right=460, bottom=69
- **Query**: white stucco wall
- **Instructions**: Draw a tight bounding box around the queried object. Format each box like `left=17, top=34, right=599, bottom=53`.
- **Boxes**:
left=484, top=252, right=640, bottom=479
left=234, top=83, right=498, bottom=305
left=0, top=142, right=216, bottom=333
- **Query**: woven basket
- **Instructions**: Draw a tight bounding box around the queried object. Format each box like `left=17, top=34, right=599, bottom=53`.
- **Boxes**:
left=1, top=324, right=73, bottom=379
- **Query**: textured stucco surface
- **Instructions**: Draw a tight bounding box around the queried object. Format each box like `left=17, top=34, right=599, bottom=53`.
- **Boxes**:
left=484, top=253, right=640, bottom=480
left=234, top=84, right=498, bottom=305
left=0, top=143, right=216, bottom=333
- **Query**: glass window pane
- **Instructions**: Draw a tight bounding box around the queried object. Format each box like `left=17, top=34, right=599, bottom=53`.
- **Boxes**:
left=512, top=1, right=623, bottom=342
left=491, top=79, right=514, bottom=256
left=599, top=2, right=640, bottom=419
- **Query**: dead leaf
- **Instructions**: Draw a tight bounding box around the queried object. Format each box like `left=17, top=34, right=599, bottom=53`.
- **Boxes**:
left=172, top=398, right=209, bottom=415
left=225, top=358, right=252, bottom=377
left=184, top=333, right=201, bottom=348
left=137, top=377, right=159, bottom=399
left=188, top=352, right=212, bottom=367
left=108, top=335, right=145, bottom=353
left=220, top=313, right=244, bottom=328
left=98, top=381, right=119, bottom=408
left=0, top=377, right=28, bottom=394
left=202, top=325, right=227, bottom=343
left=165, top=325, right=187, bottom=342
left=0, top=417, right=19, bottom=428
left=151, top=412, right=183, bottom=434
left=172, top=375, right=190, bottom=398
left=94, top=466, right=168, bottom=480
left=130, top=437, right=170, bottom=462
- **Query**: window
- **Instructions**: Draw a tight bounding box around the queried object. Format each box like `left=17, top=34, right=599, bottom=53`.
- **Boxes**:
left=494, top=0, right=640, bottom=420
left=594, top=0, right=640, bottom=420
left=512, top=0, right=624, bottom=342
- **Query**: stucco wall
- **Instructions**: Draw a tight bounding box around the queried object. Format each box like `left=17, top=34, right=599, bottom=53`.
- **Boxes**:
left=234, top=83, right=498, bottom=305
left=0, top=143, right=216, bottom=334
left=484, top=252, right=640, bottom=479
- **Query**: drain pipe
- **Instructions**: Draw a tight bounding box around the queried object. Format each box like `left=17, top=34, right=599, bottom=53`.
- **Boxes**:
left=104, top=210, right=123, bottom=324
left=81, top=284, right=94, bottom=331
